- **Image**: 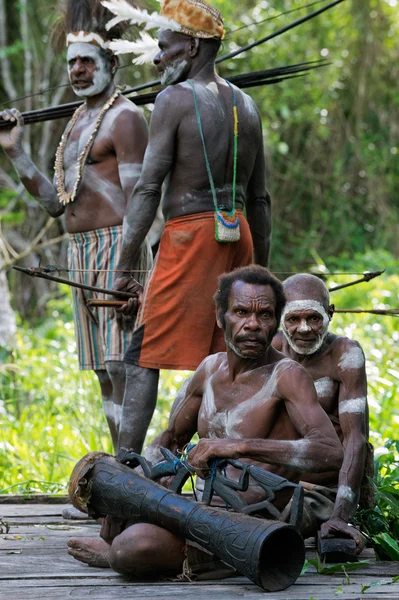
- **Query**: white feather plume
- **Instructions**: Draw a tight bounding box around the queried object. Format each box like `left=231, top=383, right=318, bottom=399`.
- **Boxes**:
left=102, top=0, right=181, bottom=32
left=109, top=32, right=159, bottom=64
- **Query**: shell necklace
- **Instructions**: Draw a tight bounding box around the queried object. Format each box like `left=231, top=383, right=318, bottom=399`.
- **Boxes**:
left=54, top=88, right=120, bottom=205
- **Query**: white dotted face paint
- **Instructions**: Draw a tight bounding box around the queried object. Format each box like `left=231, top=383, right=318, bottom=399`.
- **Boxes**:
left=338, top=346, right=365, bottom=370
left=67, top=43, right=112, bottom=98
left=337, top=485, right=356, bottom=503
left=282, top=300, right=330, bottom=356
left=314, top=377, right=335, bottom=399
left=160, top=58, right=188, bottom=86
left=339, top=397, right=366, bottom=414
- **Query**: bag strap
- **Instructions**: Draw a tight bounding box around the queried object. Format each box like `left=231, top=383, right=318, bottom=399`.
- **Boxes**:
left=187, top=79, right=238, bottom=216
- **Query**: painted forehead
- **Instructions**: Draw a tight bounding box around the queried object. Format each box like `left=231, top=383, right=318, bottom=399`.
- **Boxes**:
left=282, top=299, right=328, bottom=319
left=230, top=282, right=276, bottom=305
left=67, top=42, right=103, bottom=62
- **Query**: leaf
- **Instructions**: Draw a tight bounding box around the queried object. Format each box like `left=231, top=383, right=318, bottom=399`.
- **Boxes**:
left=361, top=576, right=399, bottom=594
left=335, top=587, right=344, bottom=595
left=372, top=533, right=399, bottom=560
left=300, top=559, right=309, bottom=575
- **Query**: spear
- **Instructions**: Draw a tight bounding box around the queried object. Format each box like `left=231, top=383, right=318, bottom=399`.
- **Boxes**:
left=87, top=299, right=399, bottom=316
left=0, top=0, right=347, bottom=129
left=328, top=270, right=385, bottom=292
left=0, top=61, right=328, bottom=129
left=334, top=308, right=399, bottom=316
left=12, top=265, right=135, bottom=299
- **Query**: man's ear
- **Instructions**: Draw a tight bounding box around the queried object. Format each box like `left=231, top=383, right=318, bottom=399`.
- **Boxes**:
left=110, top=54, right=119, bottom=75
left=189, top=37, right=200, bottom=57
left=216, top=307, right=223, bottom=329
left=328, top=304, right=334, bottom=320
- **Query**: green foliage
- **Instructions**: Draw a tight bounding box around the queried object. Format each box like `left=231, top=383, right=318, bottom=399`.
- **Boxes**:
left=355, top=440, right=399, bottom=561
left=0, top=287, right=189, bottom=494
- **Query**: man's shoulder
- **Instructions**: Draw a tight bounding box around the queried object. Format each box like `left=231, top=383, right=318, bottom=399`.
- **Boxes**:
left=329, top=335, right=365, bottom=370
left=106, top=95, right=147, bottom=125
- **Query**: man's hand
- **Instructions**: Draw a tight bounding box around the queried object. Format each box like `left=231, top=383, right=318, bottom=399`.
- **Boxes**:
left=320, top=518, right=366, bottom=554
left=188, top=438, right=241, bottom=478
left=112, top=274, right=144, bottom=331
left=0, top=109, right=24, bottom=155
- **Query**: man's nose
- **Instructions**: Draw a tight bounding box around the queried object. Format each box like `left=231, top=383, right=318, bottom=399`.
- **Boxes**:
left=71, top=59, right=85, bottom=74
left=244, top=313, right=260, bottom=330
left=153, top=52, right=161, bottom=66
left=297, top=319, right=312, bottom=333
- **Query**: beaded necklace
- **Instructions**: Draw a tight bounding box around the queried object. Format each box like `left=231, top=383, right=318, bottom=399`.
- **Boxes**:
left=187, top=79, right=240, bottom=243
left=54, top=88, right=120, bottom=205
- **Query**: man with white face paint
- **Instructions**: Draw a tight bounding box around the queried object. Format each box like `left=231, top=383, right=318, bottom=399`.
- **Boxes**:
left=103, top=0, right=271, bottom=456
left=0, top=1, right=157, bottom=462
left=273, top=273, right=370, bottom=552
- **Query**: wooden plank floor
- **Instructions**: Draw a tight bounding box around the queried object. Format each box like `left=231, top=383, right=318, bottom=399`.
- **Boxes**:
left=0, top=503, right=398, bottom=600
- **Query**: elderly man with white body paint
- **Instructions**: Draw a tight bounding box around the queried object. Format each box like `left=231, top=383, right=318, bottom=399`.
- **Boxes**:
left=0, top=0, right=158, bottom=457
left=68, top=266, right=343, bottom=575
left=272, top=273, right=369, bottom=552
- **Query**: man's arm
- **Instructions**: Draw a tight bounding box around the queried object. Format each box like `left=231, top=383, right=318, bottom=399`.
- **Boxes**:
left=112, top=105, right=149, bottom=201
left=115, top=89, right=179, bottom=277
left=320, top=341, right=368, bottom=549
left=144, top=368, right=204, bottom=464
left=245, top=106, right=271, bottom=267
left=0, top=109, right=64, bottom=217
left=189, top=363, right=343, bottom=473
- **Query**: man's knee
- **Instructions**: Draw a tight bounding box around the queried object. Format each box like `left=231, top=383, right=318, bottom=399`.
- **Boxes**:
left=108, top=524, right=159, bottom=576
left=105, top=360, right=126, bottom=383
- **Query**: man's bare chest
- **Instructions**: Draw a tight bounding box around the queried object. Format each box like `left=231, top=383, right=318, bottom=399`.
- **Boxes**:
left=305, top=361, right=340, bottom=414
left=198, top=373, right=280, bottom=440
left=62, top=118, right=111, bottom=171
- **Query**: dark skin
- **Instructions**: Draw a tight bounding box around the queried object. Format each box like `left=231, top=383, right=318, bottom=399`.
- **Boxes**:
left=68, top=281, right=343, bottom=573
left=272, top=275, right=368, bottom=551
left=114, top=29, right=271, bottom=302
left=0, top=44, right=149, bottom=458
left=0, top=49, right=148, bottom=233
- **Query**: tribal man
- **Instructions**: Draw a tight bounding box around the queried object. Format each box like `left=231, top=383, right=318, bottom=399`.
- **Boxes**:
left=0, top=1, right=154, bottom=453
left=68, top=266, right=343, bottom=576
left=105, top=0, right=271, bottom=454
left=272, top=273, right=369, bottom=551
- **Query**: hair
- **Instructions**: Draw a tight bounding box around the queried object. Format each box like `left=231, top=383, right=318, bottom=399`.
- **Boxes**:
left=214, top=265, right=286, bottom=329
left=52, top=0, right=145, bottom=52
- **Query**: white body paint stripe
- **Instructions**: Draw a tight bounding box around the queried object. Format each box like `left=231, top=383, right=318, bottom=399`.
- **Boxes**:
left=336, top=485, right=355, bottom=503
left=338, top=346, right=365, bottom=370
left=339, top=397, right=366, bottom=414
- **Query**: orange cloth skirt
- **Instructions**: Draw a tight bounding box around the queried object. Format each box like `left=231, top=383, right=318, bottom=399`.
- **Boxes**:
left=124, top=210, right=253, bottom=370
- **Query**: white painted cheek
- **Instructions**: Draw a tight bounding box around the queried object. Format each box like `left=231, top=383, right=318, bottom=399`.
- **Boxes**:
left=339, top=397, right=366, bottom=414
left=338, top=347, right=365, bottom=370
left=336, top=485, right=356, bottom=503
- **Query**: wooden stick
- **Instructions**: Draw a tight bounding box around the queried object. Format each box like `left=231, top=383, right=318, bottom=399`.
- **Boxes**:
left=87, top=299, right=126, bottom=307
left=12, top=265, right=135, bottom=299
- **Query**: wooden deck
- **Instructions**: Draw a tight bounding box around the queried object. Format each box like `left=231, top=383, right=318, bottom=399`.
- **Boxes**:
left=0, top=503, right=398, bottom=600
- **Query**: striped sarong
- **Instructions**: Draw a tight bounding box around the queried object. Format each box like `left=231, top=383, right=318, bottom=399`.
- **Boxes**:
left=68, top=225, right=152, bottom=370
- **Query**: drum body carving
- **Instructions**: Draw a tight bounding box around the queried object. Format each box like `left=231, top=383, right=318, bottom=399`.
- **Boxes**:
left=69, top=452, right=305, bottom=592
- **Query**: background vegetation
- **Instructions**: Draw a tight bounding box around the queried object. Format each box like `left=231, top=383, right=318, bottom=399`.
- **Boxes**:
left=0, top=0, right=397, bottom=557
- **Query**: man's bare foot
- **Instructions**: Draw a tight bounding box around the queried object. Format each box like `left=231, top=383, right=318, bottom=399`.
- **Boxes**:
left=62, top=506, right=91, bottom=520
left=67, top=537, right=111, bottom=567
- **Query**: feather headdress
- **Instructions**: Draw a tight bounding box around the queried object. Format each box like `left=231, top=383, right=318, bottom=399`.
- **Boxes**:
left=52, top=0, right=146, bottom=52
left=101, top=0, right=224, bottom=64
